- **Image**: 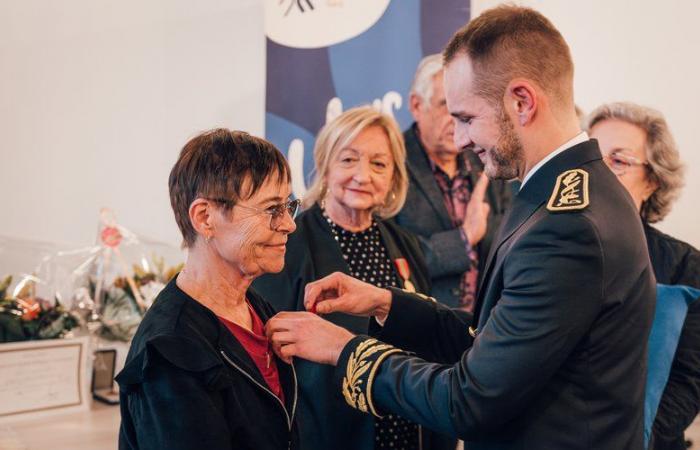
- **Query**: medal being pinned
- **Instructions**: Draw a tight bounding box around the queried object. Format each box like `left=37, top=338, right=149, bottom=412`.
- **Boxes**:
left=394, top=258, right=415, bottom=293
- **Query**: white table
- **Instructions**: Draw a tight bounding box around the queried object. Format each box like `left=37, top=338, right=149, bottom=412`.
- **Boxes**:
left=0, top=401, right=120, bottom=450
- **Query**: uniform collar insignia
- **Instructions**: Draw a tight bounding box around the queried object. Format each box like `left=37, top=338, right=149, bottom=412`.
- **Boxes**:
left=547, top=169, right=590, bottom=212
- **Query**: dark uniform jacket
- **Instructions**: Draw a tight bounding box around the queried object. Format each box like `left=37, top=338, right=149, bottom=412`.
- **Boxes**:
left=253, top=204, right=447, bottom=450
left=646, top=224, right=700, bottom=450
left=395, top=124, right=512, bottom=307
left=332, top=140, right=657, bottom=450
left=116, top=278, right=299, bottom=450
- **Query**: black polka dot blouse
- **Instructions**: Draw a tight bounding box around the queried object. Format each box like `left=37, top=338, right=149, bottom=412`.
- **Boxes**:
left=325, top=213, right=421, bottom=450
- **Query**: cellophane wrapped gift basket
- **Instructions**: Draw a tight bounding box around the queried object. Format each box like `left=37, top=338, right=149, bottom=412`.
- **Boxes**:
left=1, top=209, right=183, bottom=344
left=0, top=210, right=183, bottom=418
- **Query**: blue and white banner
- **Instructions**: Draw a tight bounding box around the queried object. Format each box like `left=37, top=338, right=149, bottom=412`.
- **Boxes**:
left=264, top=0, right=470, bottom=198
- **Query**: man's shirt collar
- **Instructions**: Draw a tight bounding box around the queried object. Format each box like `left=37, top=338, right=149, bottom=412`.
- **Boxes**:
left=520, top=131, right=589, bottom=189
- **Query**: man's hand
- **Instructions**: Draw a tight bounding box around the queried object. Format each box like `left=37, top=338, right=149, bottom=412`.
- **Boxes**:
left=462, top=173, right=491, bottom=246
left=265, top=311, right=354, bottom=365
left=303, top=272, right=393, bottom=321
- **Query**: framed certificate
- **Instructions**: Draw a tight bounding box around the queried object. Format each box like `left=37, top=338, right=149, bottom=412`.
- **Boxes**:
left=0, top=336, right=90, bottom=421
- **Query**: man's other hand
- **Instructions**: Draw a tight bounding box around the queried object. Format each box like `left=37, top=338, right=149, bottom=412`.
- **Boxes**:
left=303, top=272, right=392, bottom=321
left=265, top=311, right=354, bottom=365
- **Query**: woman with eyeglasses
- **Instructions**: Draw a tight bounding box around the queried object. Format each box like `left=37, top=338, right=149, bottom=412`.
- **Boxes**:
left=588, top=103, right=700, bottom=450
left=254, top=106, right=450, bottom=450
left=116, top=129, right=302, bottom=450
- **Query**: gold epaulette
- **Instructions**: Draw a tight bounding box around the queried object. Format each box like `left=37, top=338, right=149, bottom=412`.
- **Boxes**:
left=547, top=169, right=590, bottom=212
left=341, top=338, right=403, bottom=417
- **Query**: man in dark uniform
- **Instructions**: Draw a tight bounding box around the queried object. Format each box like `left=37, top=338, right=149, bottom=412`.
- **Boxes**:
left=267, top=5, right=656, bottom=449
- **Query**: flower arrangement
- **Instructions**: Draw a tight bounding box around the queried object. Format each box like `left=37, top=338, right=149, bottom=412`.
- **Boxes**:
left=84, top=256, right=182, bottom=342
left=93, top=255, right=182, bottom=341
left=0, top=275, right=80, bottom=343
left=0, top=210, right=183, bottom=344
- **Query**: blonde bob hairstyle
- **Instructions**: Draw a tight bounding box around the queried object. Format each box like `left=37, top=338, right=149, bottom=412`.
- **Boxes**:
left=303, top=106, right=408, bottom=219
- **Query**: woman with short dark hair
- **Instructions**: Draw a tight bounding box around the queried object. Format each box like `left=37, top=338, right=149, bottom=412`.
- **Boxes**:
left=116, top=129, right=301, bottom=450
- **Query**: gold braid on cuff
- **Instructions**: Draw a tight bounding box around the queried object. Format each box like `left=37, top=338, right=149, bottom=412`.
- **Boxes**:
left=341, top=338, right=402, bottom=418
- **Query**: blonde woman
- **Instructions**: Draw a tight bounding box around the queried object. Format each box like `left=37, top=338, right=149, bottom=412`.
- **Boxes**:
left=254, top=106, right=448, bottom=450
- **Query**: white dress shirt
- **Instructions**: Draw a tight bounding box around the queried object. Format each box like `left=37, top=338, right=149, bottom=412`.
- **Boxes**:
left=520, top=131, right=589, bottom=190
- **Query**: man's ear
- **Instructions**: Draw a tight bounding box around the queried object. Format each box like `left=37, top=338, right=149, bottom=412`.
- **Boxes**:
left=409, top=93, right=424, bottom=121
left=189, top=198, right=215, bottom=240
left=505, top=79, right=537, bottom=126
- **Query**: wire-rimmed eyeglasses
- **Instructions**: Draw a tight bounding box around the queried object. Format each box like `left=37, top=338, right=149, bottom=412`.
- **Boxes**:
left=208, top=198, right=300, bottom=230
left=602, top=149, right=650, bottom=176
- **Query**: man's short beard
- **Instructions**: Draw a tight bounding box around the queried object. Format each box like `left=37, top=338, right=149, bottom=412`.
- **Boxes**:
left=485, top=106, right=524, bottom=180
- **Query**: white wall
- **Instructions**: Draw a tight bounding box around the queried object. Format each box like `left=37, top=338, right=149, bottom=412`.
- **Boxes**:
left=2, top=0, right=698, bottom=249
left=0, top=0, right=266, bottom=247
left=474, top=0, right=700, bottom=247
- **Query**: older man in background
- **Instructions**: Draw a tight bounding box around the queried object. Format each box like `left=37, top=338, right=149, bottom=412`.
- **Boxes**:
left=396, top=54, right=511, bottom=310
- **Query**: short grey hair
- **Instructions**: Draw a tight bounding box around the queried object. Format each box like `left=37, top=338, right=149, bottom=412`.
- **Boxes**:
left=586, top=102, right=685, bottom=223
left=409, top=54, right=444, bottom=104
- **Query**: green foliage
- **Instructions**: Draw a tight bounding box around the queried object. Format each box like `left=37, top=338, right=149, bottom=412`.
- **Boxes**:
left=0, top=277, right=80, bottom=343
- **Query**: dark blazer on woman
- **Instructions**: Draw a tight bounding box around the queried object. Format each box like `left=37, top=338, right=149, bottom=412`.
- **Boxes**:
left=646, top=223, right=700, bottom=450
left=252, top=203, right=436, bottom=450
left=116, top=278, right=299, bottom=450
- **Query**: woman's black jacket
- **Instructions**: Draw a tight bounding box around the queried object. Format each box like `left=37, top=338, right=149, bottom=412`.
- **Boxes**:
left=115, top=278, right=299, bottom=450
